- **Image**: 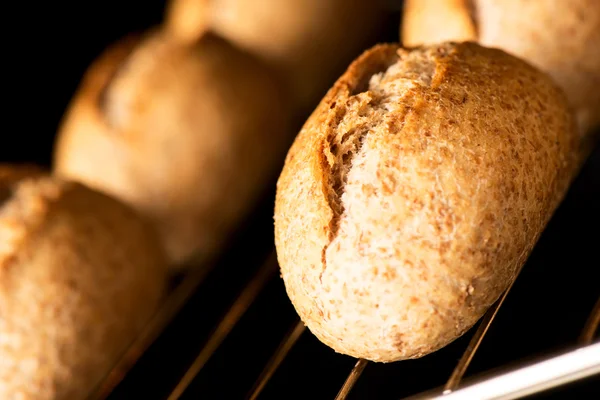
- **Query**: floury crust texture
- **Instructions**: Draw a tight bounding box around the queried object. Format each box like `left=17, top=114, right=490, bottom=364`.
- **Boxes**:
left=0, top=166, right=167, bottom=399
left=274, top=42, right=578, bottom=362
left=402, top=0, right=600, bottom=134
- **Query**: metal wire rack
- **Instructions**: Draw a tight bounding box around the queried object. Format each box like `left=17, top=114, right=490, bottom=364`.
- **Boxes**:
left=163, top=256, right=599, bottom=400
left=93, top=234, right=599, bottom=399
left=89, top=145, right=600, bottom=400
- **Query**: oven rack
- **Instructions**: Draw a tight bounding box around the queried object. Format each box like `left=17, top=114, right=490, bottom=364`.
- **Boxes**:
left=92, top=145, right=600, bottom=400
left=166, top=255, right=599, bottom=400
left=92, top=239, right=599, bottom=400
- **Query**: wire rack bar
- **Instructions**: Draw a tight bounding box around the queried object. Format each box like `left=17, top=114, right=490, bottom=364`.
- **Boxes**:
left=405, top=342, right=600, bottom=400
left=247, top=320, right=306, bottom=400
left=444, top=288, right=512, bottom=392
left=579, top=296, right=600, bottom=344
left=443, top=259, right=531, bottom=392
left=167, top=253, right=278, bottom=400
left=89, top=259, right=218, bottom=400
left=331, top=293, right=599, bottom=400
left=334, top=359, right=369, bottom=400
left=333, top=261, right=527, bottom=400
left=404, top=291, right=600, bottom=399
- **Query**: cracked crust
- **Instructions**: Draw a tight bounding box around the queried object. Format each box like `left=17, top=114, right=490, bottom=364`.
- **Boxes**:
left=0, top=167, right=167, bottom=399
left=401, top=0, right=600, bottom=135
left=274, top=42, right=579, bottom=362
left=54, top=30, right=290, bottom=268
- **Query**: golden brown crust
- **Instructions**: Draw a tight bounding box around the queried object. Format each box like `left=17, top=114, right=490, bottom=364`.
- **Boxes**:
left=401, top=0, right=600, bottom=135
left=274, top=42, right=579, bottom=362
left=54, top=30, right=291, bottom=268
left=0, top=165, right=58, bottom=268
left=0, top=168, right=167, bottom=399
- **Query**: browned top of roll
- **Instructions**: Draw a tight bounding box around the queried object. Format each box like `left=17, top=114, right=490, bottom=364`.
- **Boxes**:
left=275, top=41, right=578, bottom=361
left=54, top=30, right=291, bottom=267
left=402, top=0, right=600, bottom=136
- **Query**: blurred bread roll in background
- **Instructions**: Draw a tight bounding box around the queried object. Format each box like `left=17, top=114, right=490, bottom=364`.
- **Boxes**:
left=0, top=165, right=167, bottom=399
left=401, top=0, right=600, bottom=134
left=274, top=42, right=578, bottom=362
left=166, top=0, right=210, bottom=40
left=401, top=0, right=476, bottom=45
left=53, top=30, right=290, bottom=268
left=166, top=0, right=385, bottom=114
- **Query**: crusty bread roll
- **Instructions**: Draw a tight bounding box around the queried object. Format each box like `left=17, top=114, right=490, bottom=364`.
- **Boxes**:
left=274, top=42, right=579, bottom=362
left=0, top=165, right=167, bottom=399
left=53, top=30, right=290, bottom=268
left=401, top=0, right=600, bottom=134
left=165, top=0, right=385, bottom=114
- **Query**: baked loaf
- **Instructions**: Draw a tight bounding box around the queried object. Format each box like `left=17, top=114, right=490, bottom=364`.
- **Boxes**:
left=53, top=30, right=290, bottom=268
left=274, top=42, right=579, bottom=362
left=401, top=0, right=600, bottom=134
left=0, top=165, right=167, bottom=399
left=165, top=0, right=384, bottom=114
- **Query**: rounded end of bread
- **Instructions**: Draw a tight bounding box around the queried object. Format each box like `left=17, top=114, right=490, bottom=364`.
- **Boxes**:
left=275, top=41, right=578, bottom=362
left=54, top=29, right=291, bottom=269
left=0, top=166, right=167, bottom=399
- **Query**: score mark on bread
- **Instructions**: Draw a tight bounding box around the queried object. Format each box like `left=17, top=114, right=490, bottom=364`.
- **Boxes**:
left=275, top=42, right=579, bottom=362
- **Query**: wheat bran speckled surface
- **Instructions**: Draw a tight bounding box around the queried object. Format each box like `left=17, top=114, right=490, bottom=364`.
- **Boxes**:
left=402, top=0, right=600, bottom=134
left=274, top=42, right=579, bottom=362
left=0, top=167, right=167, bottom=399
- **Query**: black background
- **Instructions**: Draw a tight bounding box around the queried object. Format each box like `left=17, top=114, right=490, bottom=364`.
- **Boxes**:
left=3, top=1, right=598, bottom=399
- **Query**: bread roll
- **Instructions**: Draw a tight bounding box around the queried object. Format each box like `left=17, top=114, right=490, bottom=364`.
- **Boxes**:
left=53, top=30, right=290, bottom=268
left=401, top=0, right=476, bottom=45
left=166, top=0, right=210, bottom=42
left=401, top=0, right=600, bottom=134
left=0, top=165, right=167, bottom=399
left=165, top=0, right=385, bottom=113
left=274, top=42, right=579, bottom=362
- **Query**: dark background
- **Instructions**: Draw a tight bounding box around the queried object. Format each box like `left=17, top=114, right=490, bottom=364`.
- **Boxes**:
left=3, top=1, right=598, bottom=399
